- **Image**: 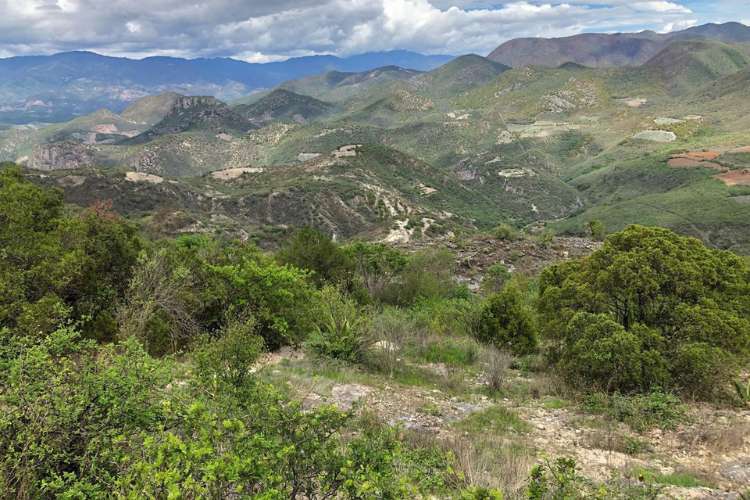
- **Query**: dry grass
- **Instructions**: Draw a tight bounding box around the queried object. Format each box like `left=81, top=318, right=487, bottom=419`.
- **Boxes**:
left=483, top=347, right=513, bottom=393
left=405, top=430, right=534, bottom=498
left=683, top=420, right=750, bottom=453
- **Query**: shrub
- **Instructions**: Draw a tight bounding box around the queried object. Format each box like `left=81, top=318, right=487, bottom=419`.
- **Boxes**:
left=538, top=225, right=750, bottom=399
left=481, top=263, right=511, bottom=296
left=588, top=219, right=606, bottom=241
left=277, top=227, right=352, bottom=286
left=307, top=286, right=371, bottom=361
left=473, top=284, right=538, bottom=355
left=494, top=223, right=520, bottom=241
left=341, top=241, right=407, bottom=303
left=193, top=318, right=265, bottom=389
left=584, top=390, right=685, bottom=432
left=0, top=169, right=140, bottom=340
left=394, top=248, right=458, bottom=306
left=484, top=347, right=513, bottom=393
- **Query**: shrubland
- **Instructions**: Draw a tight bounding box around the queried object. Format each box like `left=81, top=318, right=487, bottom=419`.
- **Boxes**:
left=1, top=168, right=748, bottom=497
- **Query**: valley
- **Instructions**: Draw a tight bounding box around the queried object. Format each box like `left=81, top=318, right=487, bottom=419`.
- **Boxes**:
left=2, top=18, right=750, bottom=500
left=4, top=25, right=750, bottom=252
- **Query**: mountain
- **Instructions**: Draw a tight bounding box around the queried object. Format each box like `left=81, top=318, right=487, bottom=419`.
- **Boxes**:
left=0, top=50, right=453, bottom=124
left=643, top=40, right=750, bottom=94
left=280, top=66, right=423, bottom=103
left=124, top=96, right=256, bottom=145
left=413, top=55, right=509, bottom=95
left=235, top=89, right=334, bottom=126
left=488, top=22, right=750, bottom=68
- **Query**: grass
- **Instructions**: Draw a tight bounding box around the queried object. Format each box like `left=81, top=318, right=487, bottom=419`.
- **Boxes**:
left=632, top=467, right=708, bottom=488
left=582, top=390, right=686, bottom=432
left=455, top=406, right=531, bottom=435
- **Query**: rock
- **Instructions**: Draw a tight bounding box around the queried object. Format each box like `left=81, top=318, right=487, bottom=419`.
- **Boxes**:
left=330, top=384, right=372, bottom=410
left=633, top=130, right=677, bottom=143
left=720, top=461, right=750, bottom=484
left=27, top=141, right=96, bottom=171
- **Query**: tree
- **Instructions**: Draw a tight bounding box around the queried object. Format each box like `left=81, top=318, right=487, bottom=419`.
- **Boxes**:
left=588, top=219, right=606, bottom=241
left=538, top=225, right=750, bottom=398
left=481, top=263, right=511, bottom=295
left=473, top=283, right=538, bottom=355
left=277, top=227, right=352, bottom=286
left=0, top=167, right=140, bottom=341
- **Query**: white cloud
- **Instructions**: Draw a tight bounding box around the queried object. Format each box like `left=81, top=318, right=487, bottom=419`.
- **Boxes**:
left=660, top=19, right=697, bottom=33
left=631, top=1, right=691, bottom=13
left=0, top=0, right=718, bottom=59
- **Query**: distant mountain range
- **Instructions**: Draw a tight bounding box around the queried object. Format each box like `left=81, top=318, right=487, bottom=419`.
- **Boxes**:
left=0, top=50, right=452, bottom=124
left=488, top=22, right=750, bottom=68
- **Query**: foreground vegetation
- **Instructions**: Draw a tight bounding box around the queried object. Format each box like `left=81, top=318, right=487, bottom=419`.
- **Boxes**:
left=1, top=166, right=749, bottom=498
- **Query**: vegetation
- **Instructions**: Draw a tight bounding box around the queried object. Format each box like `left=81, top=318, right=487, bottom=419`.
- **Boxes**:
left=1, top=170, right=748, bottom=497
left=539, top=225, right=750, bottom=399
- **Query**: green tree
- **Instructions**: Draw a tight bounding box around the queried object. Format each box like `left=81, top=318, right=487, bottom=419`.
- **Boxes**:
left=277, top=227, right=352, bottom=286
left=473, top=283, right=538, bottom=355
left=538, top=225, right=750, bottom=398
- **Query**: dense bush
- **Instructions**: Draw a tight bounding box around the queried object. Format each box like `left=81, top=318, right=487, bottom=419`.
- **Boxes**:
left=307, top=286, right=371, bottom=361
left=473, top=284, right=538, bottom=355
left=481, top=262, right=511, bottom=295
left=119, top=236, right=319, bottom=352
left=539, top=225, right=750, bottom=399
left=277, top=227, right=353, bottom=286
left=0, top=167, right=140, bottom=341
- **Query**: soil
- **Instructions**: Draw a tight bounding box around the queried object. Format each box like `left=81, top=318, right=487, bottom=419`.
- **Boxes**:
left=716, top=170, right=750, bottom=186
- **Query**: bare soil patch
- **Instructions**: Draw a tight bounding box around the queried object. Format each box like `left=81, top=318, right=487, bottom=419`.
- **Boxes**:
left=716, top=169, right=750, bottom=186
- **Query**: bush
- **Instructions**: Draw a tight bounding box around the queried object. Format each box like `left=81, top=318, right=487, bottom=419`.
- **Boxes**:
left=584, top=390, right=685, bottom=432
left=494, top=223, right=521, bottom=241
left=193, top=318, right=265, bottom=389
left=481, top=263, right=511, bottom=296
left=484, top=347, right=513, bottom=393
left=307, top=286, right=371, bottom=361
left=588, top=219, right=606, bottom=241
left=539, top=225, right=750, bottom=399
left=394, top=248, right=458, bottom=306
left=0, top=169, right=140, bottom=341
left=473, top=284, right=538, bottom=355
left=277, top=227, right=352, bottom=286
left=342, top=241, right=407, bottom=303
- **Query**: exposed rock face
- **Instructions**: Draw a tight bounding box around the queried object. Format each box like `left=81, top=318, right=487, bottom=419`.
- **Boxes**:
left=26, top=142, right=96, bottom=171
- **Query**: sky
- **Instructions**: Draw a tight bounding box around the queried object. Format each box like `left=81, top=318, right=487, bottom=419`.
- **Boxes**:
left=0, top=0, right=746, bottom=61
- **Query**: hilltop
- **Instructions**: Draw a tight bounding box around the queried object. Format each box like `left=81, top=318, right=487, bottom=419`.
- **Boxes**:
left=488, top=22, right=750, bottom=68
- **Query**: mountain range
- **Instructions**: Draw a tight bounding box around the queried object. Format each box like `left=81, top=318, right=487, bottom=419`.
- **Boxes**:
left=488, top=22, right=750, bottom=68
left=0, top=50, right=452, bottom=124
left=3, top=22, right=750, bottom=252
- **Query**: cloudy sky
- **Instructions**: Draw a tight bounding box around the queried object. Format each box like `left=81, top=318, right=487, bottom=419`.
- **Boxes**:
left=0, top=0, right=745, bottom=61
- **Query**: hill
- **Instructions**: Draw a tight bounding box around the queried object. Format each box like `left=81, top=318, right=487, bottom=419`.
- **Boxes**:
left=643, top=40, right=750, bottom=94
left=124, top=96, right=256, bottom=144
left=235, top=89, right=334, bottom=126
left=413, top=55, right=509, bottom=96
left=281, top=66, right=423, bottom=103
left=487, top=22, right=750, bottom=68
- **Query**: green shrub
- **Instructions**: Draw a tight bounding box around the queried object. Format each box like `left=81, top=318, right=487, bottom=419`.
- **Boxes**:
left=393, top=248, right=459, bottom=306
left=494, top=223, right=520, bottom=241
left=342, top=241, right=407, bottom=303
left=481, top=263, right=511, bottom=295
left=584, top=390, right=685, bottom=432
left=277, top=227, right=352, bottom=286
left=0, top=169, right=140, bottom=341
left=539, top=225, right=750, bottom=400
left=588, top=219, right=606, bottom=241
left=473, top=284, right=538, bottom=355
left=193, top=318, right=265, bottom=389
left=307, top=286, right=371, bottom=361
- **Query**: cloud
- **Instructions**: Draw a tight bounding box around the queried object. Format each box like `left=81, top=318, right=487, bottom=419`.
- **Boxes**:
left=0, top=0, right=721, bottom=59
